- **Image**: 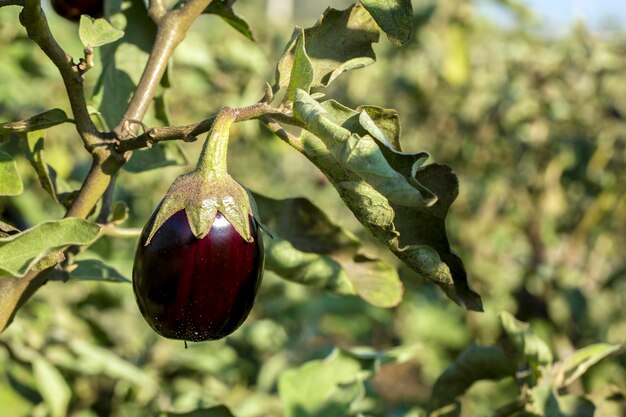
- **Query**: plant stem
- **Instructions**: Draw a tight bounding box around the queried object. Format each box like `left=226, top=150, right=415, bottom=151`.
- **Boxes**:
left=117, top=0, right=213, bottom=130
left=66, top=0, right=215, bottom=221
left=20, top=0, right=99, bottom=147
left=117, top=104, right=302, bottom=152
left=65, top=157, right=117, bottom=218
left=197, top=107, right=237, bottom=177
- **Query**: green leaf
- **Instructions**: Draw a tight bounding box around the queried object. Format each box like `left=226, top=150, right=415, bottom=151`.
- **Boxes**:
left=109, top=201, right=129, bottom=224
left=500, top=311, right=553, bottom=381
left=158, top=405, right=235, bottom=417
left=49, top=258, right=130, bottom=283
left=254, top=194, right=403, bottom=307
left=32, top=354, right=71, bottom=417
left=360, top=0, right=413, bottom=46
left=555, top=395, right=596, bottom=417
left=0, top=218, right=101, bottom=278
left=292, top=91, right=482, bottom=310
left=92, top=0, right=156, bottom=128
left=279, top=349, right=368, bottom=417
left=123, top=141, right=188, bottom=172
left=1, top=109, right=69, bottom=134
left=68, top=340, right=158, bottom=393
left=428, top=344, right=516, bottom=417
left=0, top=151, right=23, bottom=196
left=294, top=91, right=435, bottom=207
left=276, top=5, right=379, bottom=91
left=204, top=1, right=254, bottom=41
left=357, top=105, right=402, bottom=151
left=264, top=238, right=356, bottom=295
left=0, top=220, right=19, bottom=238
left=556, top=343, right=621, bottom=388
left=19, top=130, right=58, bottom=202
left=79, top=16, right=125, bottom=48
left=284, top=29, right=314, bottom=102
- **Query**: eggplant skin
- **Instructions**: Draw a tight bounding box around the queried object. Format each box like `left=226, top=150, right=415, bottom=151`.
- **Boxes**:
left=133, top=209, right=264, bottom=342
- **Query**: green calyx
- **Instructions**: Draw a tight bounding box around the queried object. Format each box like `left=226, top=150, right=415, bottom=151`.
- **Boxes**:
left=144, top=107, right=258, bottom=244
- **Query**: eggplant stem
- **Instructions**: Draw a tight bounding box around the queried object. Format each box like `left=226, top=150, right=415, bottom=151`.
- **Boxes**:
left=197, top=107, right=237, bottom=178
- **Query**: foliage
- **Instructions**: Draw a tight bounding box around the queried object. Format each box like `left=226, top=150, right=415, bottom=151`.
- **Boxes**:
left=0, top=0, right=624, bottom=416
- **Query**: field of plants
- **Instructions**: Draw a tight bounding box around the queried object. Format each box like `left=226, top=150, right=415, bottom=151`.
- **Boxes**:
left=0, top=1, right=624, bottom=416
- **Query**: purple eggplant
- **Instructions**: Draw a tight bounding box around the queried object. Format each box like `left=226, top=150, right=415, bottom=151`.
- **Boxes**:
left=133, top=209, right=264, bottom=342
left=132, top=107, right=265, bottom=341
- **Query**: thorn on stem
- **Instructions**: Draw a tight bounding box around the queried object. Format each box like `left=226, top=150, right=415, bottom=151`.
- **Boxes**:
left=123, top=119, right=150, bottom=138
left=260, top=82, right=274, bottom=104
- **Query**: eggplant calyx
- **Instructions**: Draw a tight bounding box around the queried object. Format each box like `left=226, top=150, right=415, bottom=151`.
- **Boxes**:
left=144, top=170, right=256, bottom=245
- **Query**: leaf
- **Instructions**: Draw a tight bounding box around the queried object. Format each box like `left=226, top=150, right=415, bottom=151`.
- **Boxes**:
left=49, top=259, right=130, bottom=283
left=264, top=238, right=356, bottom=295
left=279, top=349, right=368, bottom=417
left=500, top=311, right=553, bottom=384
left=357, top=105, right=402, bottom=151
left=109, top=201, right=129, bottom=224
left=0, top=218, right=101, bottom=278
left=92, top=0, right=156, bottom=128
left=0, top=109, right=69, bottom=133
left=428, top=344, right=516, bottom=417
left=0, top=151, right=23, bottom=196
left=123, top=141, right=188, bottom=172
left=284, top=29, right=314, bottom=102
left=68, top=340, right=158, bottom=393
left=555, top=395, right=596, bottom=417
left=158, top=405, right=235, bottom=417
left=0, top=220, right=19, bottom=237
left=292, top=91, right=482, bottom=310
left=32, top=354, right=71, bottom=417
left=254, top=194, right=403, bottom=307
left=79, top=16, right=124, bottom=48
left=19, top=130, right=58, bottom=202
left=360, top=0, right=413, bottom=46
left=276, top=5, right=379, bottom=91
left=204, top=1, right=254, bottom=41
left=294, top=91, right=435, bottom=207
left=556, top=343, right=621, bottom=388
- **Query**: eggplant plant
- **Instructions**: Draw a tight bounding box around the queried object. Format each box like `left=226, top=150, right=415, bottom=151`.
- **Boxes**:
left=1, top=1, right=622, bottom=416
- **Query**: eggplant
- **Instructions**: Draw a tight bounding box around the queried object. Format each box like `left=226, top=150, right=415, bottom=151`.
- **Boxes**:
left=133, top=209, right=263, bottom=341
left=132, top=107, right=264, bottom=342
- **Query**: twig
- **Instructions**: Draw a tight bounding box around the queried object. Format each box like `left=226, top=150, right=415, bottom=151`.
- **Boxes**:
left=116, top=0, right=215, bottom=134
left=262, top=117, right=305, bottom=152
left=76, top=48, right=95, bottom=76
left=66, top=0, right=216, bottom=219
left=117, top=103, right=302, bottom=152
left=19, top=0, right=99, bottom=148
left=96, top=176, right=117, bottom=223
left=101, top=225, right=142, bottom=238
left=148, top=0, right=167, bottom=23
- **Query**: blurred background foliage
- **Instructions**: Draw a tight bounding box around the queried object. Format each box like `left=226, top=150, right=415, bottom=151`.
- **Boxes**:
left=0, top=0, right=625, bottom=416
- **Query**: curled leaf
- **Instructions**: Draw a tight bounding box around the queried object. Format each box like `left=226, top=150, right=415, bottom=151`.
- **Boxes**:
left=292, top=92, right=482, bottom=310
left=276, top=5, right=379, bottom=92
